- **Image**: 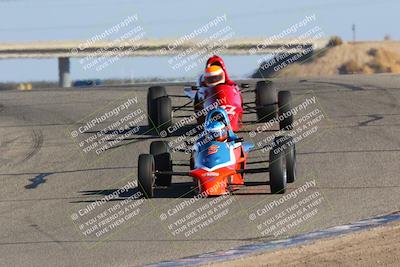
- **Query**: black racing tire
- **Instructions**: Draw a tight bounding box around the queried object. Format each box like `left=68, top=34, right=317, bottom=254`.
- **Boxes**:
left=274, top=136, right=296, bottom=183
left=150, top=141, right=172, bottom=186
left=255, top=80, right=277, bottom=122
left=154, top=152, right=172, bottom=186
left=150, top=141, right=169, bottom=155
left=155, top=96, right=172, bottom=132
left=194, top=92, right=204, bottom=125
left=147, top=86, right=167, bottom=126
left=278, top=91, right=293, bottom=130
left=138, top=154, right=155, bottom=198
left=269, top=146, right=287, bottom=194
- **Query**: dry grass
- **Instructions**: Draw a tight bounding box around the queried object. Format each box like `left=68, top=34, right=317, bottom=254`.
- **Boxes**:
left=276, top=41, right=400, bottom=77
left=367, top=48, right=400, bottom=73
left=327, top=36, right=343, bottom=47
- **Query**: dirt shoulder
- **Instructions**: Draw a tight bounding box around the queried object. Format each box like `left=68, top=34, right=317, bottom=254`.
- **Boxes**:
left=208, top=222, right=400, bottom=267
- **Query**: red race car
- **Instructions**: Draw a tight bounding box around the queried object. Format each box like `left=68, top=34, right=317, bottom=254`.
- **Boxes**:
left=146, top=55, right=293, bottom=135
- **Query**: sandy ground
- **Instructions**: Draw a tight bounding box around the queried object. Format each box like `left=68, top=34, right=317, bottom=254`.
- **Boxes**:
left=277, top=41, right=400, bottom=77
left=209, top=222, right=400, bottom=267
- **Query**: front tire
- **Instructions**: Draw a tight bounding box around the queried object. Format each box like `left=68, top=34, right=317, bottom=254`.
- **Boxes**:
left=269, top=147, right=287, bottom=194
left=274, top=136, right=296, bottom=183
left=150, top=141, right=172, bottom=186
left=138, top=154, right=155, bottom=198
left=154, top=153, right=172, bottom=186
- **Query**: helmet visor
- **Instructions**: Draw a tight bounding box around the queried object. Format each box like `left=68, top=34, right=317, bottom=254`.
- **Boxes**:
left=208, top=127, right=227, bottom=141
left=204, top=74, right=224, bottom=85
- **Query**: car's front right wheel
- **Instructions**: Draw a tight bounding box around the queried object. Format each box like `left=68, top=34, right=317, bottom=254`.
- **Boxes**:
left=138, top=154, right=155, bottom=198
left=269, top=147, right=287, bottom=194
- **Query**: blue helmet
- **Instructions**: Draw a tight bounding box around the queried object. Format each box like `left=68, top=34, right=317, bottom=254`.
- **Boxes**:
left=206, top=121, right=228, bottom=142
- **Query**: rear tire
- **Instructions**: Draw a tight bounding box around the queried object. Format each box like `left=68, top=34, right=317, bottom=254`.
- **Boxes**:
left=138, top=154, right=155, bottom=198
left=147, top=86, right=167, bottom=126
left=269, top=147, right=287, bottom=194
left=194, top=92, right=205, bottom=125
left=150, top=141, right=169, bottom=155
left=155, top=96, right=172, bottom=132
left=255, top=81, right=277, bottom=122
left=278, top=91, right=293, bottom=130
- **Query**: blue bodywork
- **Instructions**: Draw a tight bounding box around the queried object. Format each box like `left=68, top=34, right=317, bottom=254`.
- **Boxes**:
left=242, top=141, right=254, bottom=153
left=195, top=141, right=233, bottom=170
left=193, top=107, right=254, bottom=171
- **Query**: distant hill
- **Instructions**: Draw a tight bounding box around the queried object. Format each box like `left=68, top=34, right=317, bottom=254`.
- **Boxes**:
left=252, top=41, right=400, bottom=78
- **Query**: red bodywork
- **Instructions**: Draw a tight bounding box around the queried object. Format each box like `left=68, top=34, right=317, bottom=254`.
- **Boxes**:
left=203, top=84, right=243, bottom=132
left=189, top=143, right=249, bottom=196
left=195, top=56, right=243, bottom=131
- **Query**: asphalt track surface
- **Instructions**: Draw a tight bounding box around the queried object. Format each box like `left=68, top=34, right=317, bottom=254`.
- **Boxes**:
left=1, top=74, right=399, bottom=266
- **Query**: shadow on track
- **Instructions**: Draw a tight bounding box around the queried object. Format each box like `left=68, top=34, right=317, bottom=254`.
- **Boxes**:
left=71, top=180, right=276, bottom=203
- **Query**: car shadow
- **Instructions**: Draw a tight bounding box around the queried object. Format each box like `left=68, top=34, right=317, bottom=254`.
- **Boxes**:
left=71, top=182, right=198, bottom=203
left=84, top=123, right=199, bottom=139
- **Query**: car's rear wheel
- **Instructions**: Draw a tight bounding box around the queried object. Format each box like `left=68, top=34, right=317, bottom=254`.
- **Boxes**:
left=274, top=136, right=296, bottom=183
left=155, top=96, right=172, bottom=133
left=269, top=146, right=287, bottom=194
left=194, top=92, right=205, bottom=125
left=147, top=86, right=167, bottom=125
left=278, top=91, right=293, bottom=130
left=150, top=141, right=169, bottom=155
left=138, top=154, right=155, bottom=198
left=255, top=81, right=277, bottom=122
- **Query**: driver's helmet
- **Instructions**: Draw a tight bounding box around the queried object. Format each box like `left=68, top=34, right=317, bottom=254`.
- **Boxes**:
left=203, top=65, right=225, bottom=87
left=206, top=121, right=228, bottom=142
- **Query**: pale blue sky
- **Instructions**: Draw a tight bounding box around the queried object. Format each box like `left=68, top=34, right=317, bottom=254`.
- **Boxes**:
left=0, top=0, right=398, bottom=82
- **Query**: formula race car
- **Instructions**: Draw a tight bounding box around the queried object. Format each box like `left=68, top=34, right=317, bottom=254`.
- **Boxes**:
left=137, top=108, right=296, bottom=198
left=146, top=55, right=294, bottom=135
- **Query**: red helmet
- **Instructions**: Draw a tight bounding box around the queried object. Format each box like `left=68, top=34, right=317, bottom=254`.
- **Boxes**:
left=203, top=65, right=225, bottom=87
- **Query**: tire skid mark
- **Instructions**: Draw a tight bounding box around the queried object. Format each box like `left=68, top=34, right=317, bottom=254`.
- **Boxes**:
left=21, top=128, right=43, bottom=163
left=358, top=114, right=384, bottom=126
